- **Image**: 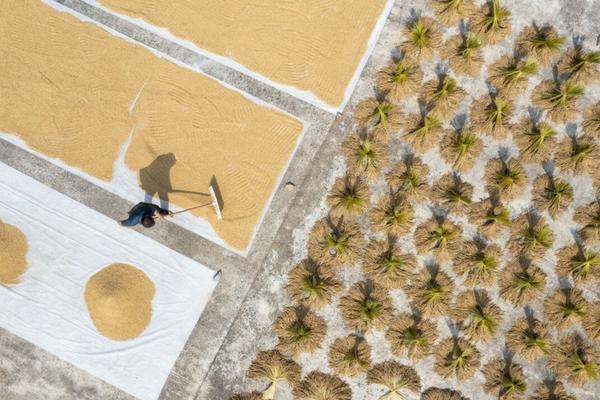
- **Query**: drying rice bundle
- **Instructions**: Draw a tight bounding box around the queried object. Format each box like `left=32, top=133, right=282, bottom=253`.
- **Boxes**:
left=294, top=371, right=352, bottom=400
left=443, top=33, right=484, bottom=76
left=327, top=175, right=371, bottom=219
left=405, top=268, right=455, bottom=318
left=515, top=25, right=565, bottom=66
left=506, top=316, right=550, bottom=361
left=543, top=287, right=587, bottom=330
left=484, top=158, right=527, bottom=203
left=434, top=337, right=481, bottom=382
left=555, top=134, right=599, bottom=178
left=386, top=155, right=431, bottom=201
left=513, top=117, right=559, bottom=163
left=247, top=350, right=301, bottom=400
left=488, top=57, right=538, bottom=97
left=499, top=257, right=546, bottom=306
left=471, top=0, right=511, bottom=44
left=471, top=95, right=513, bottom=138
left=342, top=131, right=389, bottom=181
left=385, top=312, right=438, bottom=359
left=482, top=358, right=527, bottom=399
left=421, top=387, right=469, bottom=400
left=548, top=333, right=599, bottom=387
left=451, top=290, right=503, bottom=342
left=557, top=48, right=600, bottom=84
left=274, top=305, right=327, bottom=355
left=532, top=173, right=573, bottom=217
left=369, top=193, right=415, bottom=236
left=531, top=381, right=576, bottom=400
left=574, top=199, right=600, bottom=243
left=533, top=80, right=584, bottom=123
left=403, top=112, right=444, bottom=152
left=422, top=74, right=466, bottom=118
left=362, top=238, right=417, bottom=289
left=453, top=240, right=502, bottom=287
left=432, top=0, right=476, bottom=25
left=354, top=98, right=403, bottom=139
left=468, top=193, right=512, bottom=239
left=400, top=16, right=441, bottom=61
left=414, top=217, right=464, bottom=262
left=582, top=101, right=600, bottom=136
left=308, top=218, right=364, bottom=268
left=556, top=243, right=600, bottom=285
left=339, top=280, right=393, bottom=332
left=431, top=172, right=474, bottom=214
left=508, top=213, right=554, bottom=261
left=286, top=259, right=342, bottom=308
left=367, top=361, right=421, bottom=400
left=583, top=302, right=600, bottom=341
left=439, top=127, right=483, bottom=172
left=376, top=58, right=423, bottom=102
left=328, top=335, right=372, bottom=376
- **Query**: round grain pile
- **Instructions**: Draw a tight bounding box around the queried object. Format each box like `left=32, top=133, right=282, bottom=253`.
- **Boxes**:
left=85, top=263, right=155, bottom=340
left=0, top=219, right=29, bottom=285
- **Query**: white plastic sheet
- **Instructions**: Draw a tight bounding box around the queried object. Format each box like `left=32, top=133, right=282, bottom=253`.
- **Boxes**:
left=0, top=162, right=217, bottom=400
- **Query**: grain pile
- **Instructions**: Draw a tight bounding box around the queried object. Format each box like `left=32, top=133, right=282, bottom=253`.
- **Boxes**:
left=231, top=0, right=600, bottom=399
left=0, top=219, right=29, bottom=285
left=85, top=263, right=155, bottom=341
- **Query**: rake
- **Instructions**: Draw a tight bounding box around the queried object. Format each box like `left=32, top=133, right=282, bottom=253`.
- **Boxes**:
left=171, top=176, right=224, bottom=220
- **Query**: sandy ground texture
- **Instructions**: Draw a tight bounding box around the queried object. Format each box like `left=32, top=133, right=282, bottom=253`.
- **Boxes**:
left=0, top=0, right=304, bottom=250
left=95, top=0, right=388, bottom=108
left=0, top=220, right=29, bottom=285
left=85, top=263, right=155, bottom=341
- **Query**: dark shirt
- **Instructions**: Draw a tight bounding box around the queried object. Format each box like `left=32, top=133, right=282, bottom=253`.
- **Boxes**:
left=120, top=202, right=168, bottom=227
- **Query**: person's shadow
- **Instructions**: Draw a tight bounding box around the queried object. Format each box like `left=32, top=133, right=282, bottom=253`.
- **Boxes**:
left=140, top=153, right=177, bottom=209
left=139, top=153, right=210, bottom=210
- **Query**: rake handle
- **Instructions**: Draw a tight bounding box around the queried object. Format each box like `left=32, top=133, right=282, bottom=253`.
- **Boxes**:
left=170, top=202, right=212, bottom=215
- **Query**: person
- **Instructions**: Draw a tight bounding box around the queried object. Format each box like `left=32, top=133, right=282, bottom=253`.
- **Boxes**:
left=119, top=202, right=173, bottom=228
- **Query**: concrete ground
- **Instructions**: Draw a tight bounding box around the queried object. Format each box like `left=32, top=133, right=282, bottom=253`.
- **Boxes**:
left=2, top=1, right=600, bottom=400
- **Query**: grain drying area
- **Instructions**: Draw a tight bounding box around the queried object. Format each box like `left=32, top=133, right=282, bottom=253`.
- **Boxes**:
left=1, top=1, right=599, bottom=400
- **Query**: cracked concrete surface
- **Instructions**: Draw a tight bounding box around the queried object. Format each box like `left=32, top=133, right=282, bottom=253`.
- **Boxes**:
left=1, top=0, right=599, bottom=400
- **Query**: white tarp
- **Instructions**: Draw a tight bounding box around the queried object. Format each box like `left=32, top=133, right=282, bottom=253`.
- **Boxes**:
left=0, top=162, right=217, bottom=400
